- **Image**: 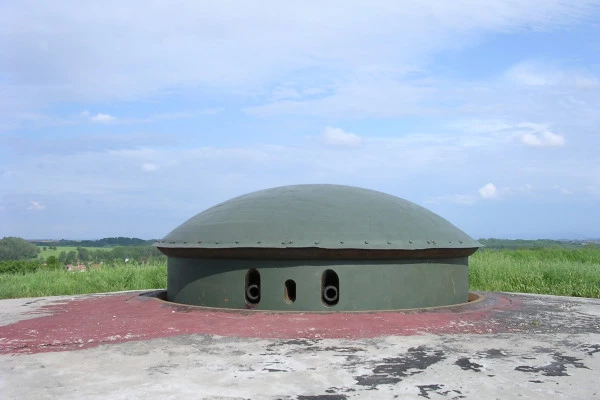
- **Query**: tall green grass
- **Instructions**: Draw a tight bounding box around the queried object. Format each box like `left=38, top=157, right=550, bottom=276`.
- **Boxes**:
left=0, top=263, right=166, bottom=299
left=469, top=247, right=600, bottom=298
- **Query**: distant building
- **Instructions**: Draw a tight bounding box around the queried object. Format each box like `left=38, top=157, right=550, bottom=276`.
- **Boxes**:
left=65, top=264, right=86, bottom=272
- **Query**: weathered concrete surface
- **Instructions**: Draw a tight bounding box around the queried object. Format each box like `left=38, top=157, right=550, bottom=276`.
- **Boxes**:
left=1, top=291, right=599, bottom=399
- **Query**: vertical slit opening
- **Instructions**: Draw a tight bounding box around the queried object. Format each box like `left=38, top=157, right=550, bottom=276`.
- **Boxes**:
left=284, top=279, right=296, bottom=303
left=245, top=268, right=260, bottom=304
left=322, top=269, right=339, bottom=306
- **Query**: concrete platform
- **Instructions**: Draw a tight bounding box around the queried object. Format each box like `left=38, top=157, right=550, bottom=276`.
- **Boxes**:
left=1, top=290, right=599, bottom=399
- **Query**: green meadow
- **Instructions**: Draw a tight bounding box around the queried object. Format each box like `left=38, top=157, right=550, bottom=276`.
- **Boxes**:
left=36, top=245, right=113, bottom=259
left=469, top=247, right=600, bottom=298
left=1, top=246, right=599, bottom=300
left=0, top=262, right=166, bottom=299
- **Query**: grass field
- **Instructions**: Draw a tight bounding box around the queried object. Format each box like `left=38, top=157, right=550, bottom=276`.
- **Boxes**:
left=469, top=247, right=600, bottom=298
left=0, top=263, right=166, bottom=299
left=1, top=247, right=599, bottom=300
left=37, top=245, right=113, bottom=258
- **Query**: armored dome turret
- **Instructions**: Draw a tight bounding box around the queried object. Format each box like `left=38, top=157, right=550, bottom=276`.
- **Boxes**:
left=156, top=184, right=481, bottom=311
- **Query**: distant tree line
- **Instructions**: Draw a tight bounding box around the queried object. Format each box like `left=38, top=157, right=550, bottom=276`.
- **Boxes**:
left=1, top=245, right=165, bottom=274
left=57, top=246, right=165, bottom=265
left=0, top=236, right=166, bottom=274
left=0, top=260, right=60, bottom=275
left=33, top=237, right=157, bottom=248
left=478, top=238, right=591, bottom=250
left=0, top=237, right=40, bottom=261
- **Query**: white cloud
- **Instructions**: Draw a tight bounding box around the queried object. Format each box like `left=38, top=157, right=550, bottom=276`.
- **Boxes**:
left=75, top=109, right=221, bottom=127
left=521, top=130, right=565, bottom=147
left=478, top=183, right=498, bottom=199
left=90, top=113, right=116, bottom=123
left=141, top=163, right=158, bottom=172
left=551, top=186, right=571, bottom=195
left=505, top=63, right=553, bottom=86
left=80, top=110, right=116, bottom=123
left=28, top=201, right=45, bottom=211
left=322, top=127, right=363, bottom=148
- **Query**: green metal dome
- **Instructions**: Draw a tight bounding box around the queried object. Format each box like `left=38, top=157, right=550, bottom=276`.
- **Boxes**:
left=158, top=184, right=481, bottom=310
left=156, top=184, right=480, bottom=254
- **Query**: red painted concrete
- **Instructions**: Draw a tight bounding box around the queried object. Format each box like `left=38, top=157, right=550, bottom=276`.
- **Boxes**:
left=0, top=292, right=519, bottom=355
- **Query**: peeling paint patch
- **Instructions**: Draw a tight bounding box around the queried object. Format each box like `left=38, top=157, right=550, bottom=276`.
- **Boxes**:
left=515, top=353, right=589, bottom=376
left=146, top=363, right=179, bottom=376
left=579, top=344, right=600, bottom=356
left=417, top=384, right=465, bottom=399
left=455, top=357, right=483, bottom=372
left=479, top=348, right=509, bottom=359
left=354, top=346, right=446, bottom=388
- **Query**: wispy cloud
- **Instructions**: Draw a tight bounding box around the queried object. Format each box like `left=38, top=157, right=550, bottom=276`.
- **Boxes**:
left=505, top=62, right=599, bottom=88
left=478, top=183, right=498, bottom=199
left=322, top=127, right=363, bottom=148
left=121, top=109, right=222, bottom=124
left=448, top=120, right=567, bottom=149
left=28, top=201, right=45, bottom=211
left=433, top=183, right=537, bottom=205
left=141, top=163, right=158, bottom=172
left=81, top=110, right=116, bottom=123
left=90, top=113, right=116, bottom=123
left=244, top=79, right=435, bottom=118
left=521, top=129, right=565, bottom=147
left=2, top=1, right=598, bottom=108
left=554, top=186, right=572, bottom=195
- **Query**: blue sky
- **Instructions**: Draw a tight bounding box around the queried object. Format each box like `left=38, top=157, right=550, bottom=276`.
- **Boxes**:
left=1, top=1, right=600, bottom=240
